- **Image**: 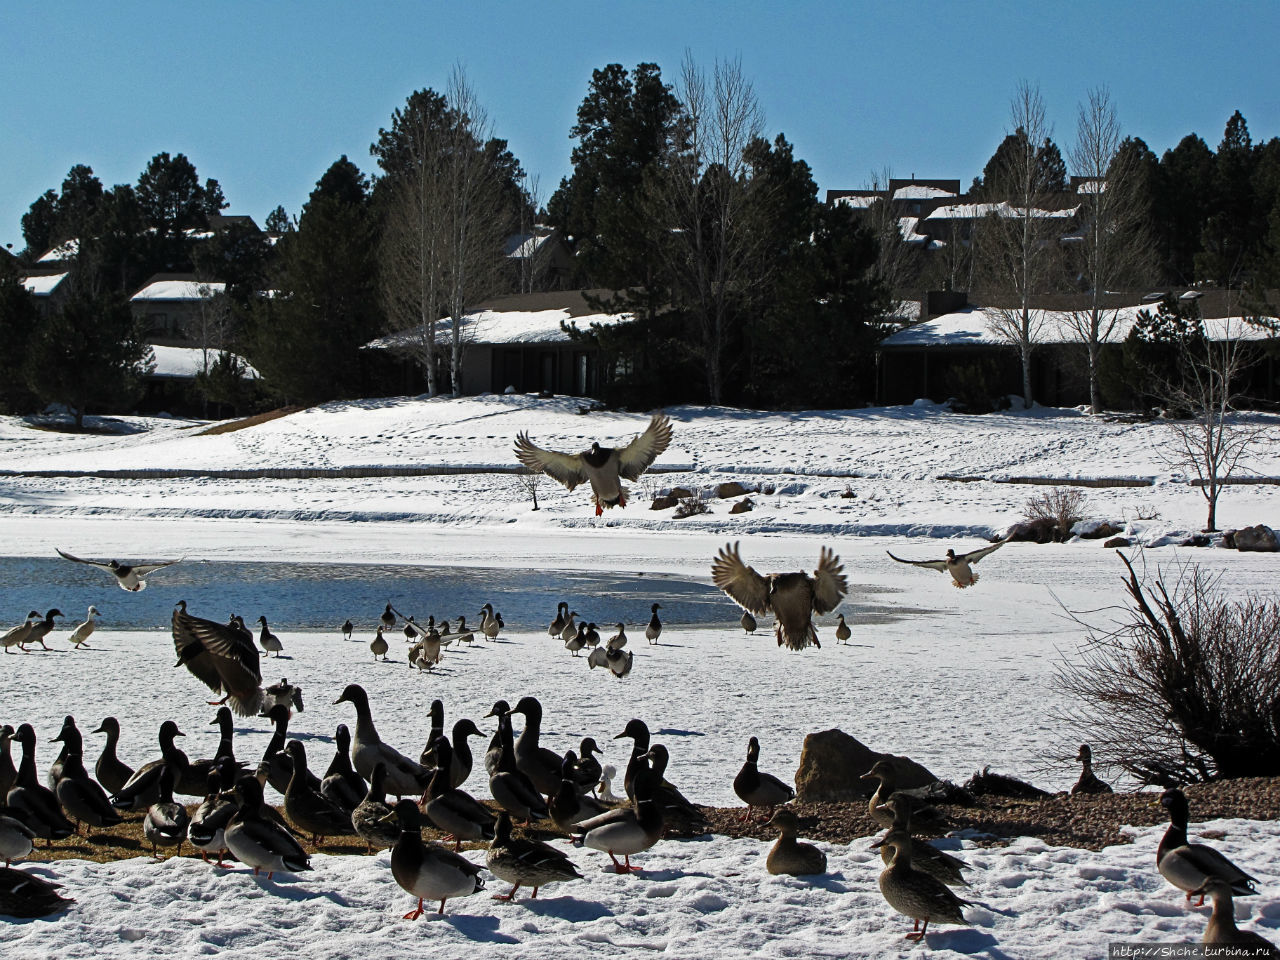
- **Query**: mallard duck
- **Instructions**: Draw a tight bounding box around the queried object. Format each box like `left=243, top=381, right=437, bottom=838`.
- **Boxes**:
left=484, top=700, right=511, bottom=778
left=260, top=704, right=320, bottom=797
left=488, top=811, right=582, bottom=901
left=878, top=829, right=973, bottom=941
left=380, top=603, right=397, bottom=633
left=766, top=809, right=827, bottom=876
left=0, top=613, right=37, bottom=653
left=351, top=762, right=399, bottom=853
left=886, top=538, right=1010, bottom=589
left=143, top=764, right=190, bottom=859
left=333, top=684, right=431, bottom=798
left=423, top=739, right=496, bottom=850
left=574, top=753, right=664, bottom=873
left=1071, top=744, right=1111, bottom=795
left=370, top=626, right=389, bottom=661
left=445, top=719, right=485, bottom=790
left=110, top=720, right=190, bottom=811
left=55, top=548, right=181, bottom=591
left=7, top=725, right=74, bottom=842
left=512, top=696, right=565, bottom=797
left=565, top=623, right=587, bottom=656
left=480, top=604, right=501, bottom=641
left=282, top=740, right=356, bottom=844
left=877, top=797, right=969, bottom=888
left=341, top=619, right=354, bottom=640
left=224, top=775, right=311, bottom=879
left=402, top=616, right=423, bottom=642
left=188, top=769, right=237, bottom=866
left=558, top=612, right=579, bottom=643
left=49, top=720, right=122, bottom=830
left=740, top=611, right=757, bottom=635
left=89, top=718, right=132, bottom=796
left=67, top=605, right=100, bottom=648
left=712, top=542, right=847, bottom=651
left=0, top=727, right=14, bottom=800
left=615, top=718, right=652, bottom=802
left=550, top=754, right=612, bottom=833
left=0, top=812, right=35, bottom=867
left=450, top=616, right=477, bottom=645
left=548, top=602, right=569, bottom=638
left=606, top=623, right=627, bottom=651
left=1158, top=787, right=1258, bottom=905
left=863, top=758, right=914, bottom=831
left=514, top=413, right=673, bottom=516
left=417, top=700, right=447, bottom=768
left=645, top=604, right=662, bottom=644
left=0, top=866, right=74, bottom=917
left=185, top=706, right=243, bottom=796
left=733, top=736, right=795, bottom=820
left=172, top=600, right=264, bottom=717
left=834, top=613, right=851, bottom=645
left=23, top=609, right=61, bottom=650
left=46, top=715, right=76, bottom=790
left=383, top=799, right=485, bottom=917
left=321, top=724, right=366, bottom=813
left=606, top=647, right=633, bottom=678
left=645, top=744, right=712, bottom=836
left=486, top=704, right=549, bottom=824
left=1193, top=876, right=1280, bottom=954
left=586, top=647, right=609, bottom=671
left=573, top=738, right=604, bottom=793
left=262, top=678, right=303, bottom=716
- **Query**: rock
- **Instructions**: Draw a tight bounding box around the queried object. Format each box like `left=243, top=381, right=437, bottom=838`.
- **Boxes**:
left=650, top=495, right=677, bottom=511
left=1180, top=534, right=1211, bottom=547
left=667, top=486, right=694, bottom=501
left=793, top=729, right=937, bottom=803
left=715, top=481, right=752, bottom=499
left=1078, top=521, right=1121, bottom=540
left=729, top=497, right=753, bottom=514
left=1103, top=536, right=1132, bottom=548
left=1221, top=529, right=1237, bottom=549
left=1233, top=524, right=1279, bottom=552
left=840, top=486, right=856, bottom=499
left=1003, top=518, right=1059, bottom=544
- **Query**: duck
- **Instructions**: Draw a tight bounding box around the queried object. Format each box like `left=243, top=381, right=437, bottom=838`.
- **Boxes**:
left=341, top=619, right=354, bottom=641
left=712, top=542, right=847, bottom=650
left=877, top=829, right=974, bottom=942
left=0, top=811, right=35, bottom=867
left=606, top=646, right=633, bottom=678
left=863, top=758, right=938, bottom=832
left=409, top=628, right=443, bottom=671
left=586, top=647, right=609, bottom=671
left=606, top=623, right=628, bottom=651
left=645, top=743, right=712, bottom=837
left=0, top=613, right=37, bottom=653
left=333, top=684, right=432, bottom=798
left=558, top=611, right=579, bottom=643
left=1158, top=787, right=1258, bottom=905
left=67, top=605, right=100, bottom=648
left=1071, top=744, right=1112, bottom=795
left=55, top=547, right=180, bottom=591
left=548, top=602, right=569, bottom=638
left=484, top=700, right=511, bottom=778
left=480, top=604, right=501, bottom=641
left=142, top=764, right=190, bottom=859
left=369, top=626, right=390, bottom=661
left=486, top=704, right=549, bottom=824
left=0, top=866, right=75, bottom=917
left=550, top=754, right=612, bottom=833
left=445, top=719, right=485, bottom=790
left=402, top=616, right=423, bottom=642
left=596, top=764, right=624, bottom=803
left=253, top=617, right=283, bottom=658
left=380, top=603, right=397, bottom=633
left=645, top=604, right=662, bottom=644
left=351, top=762, right=400, bottom=854
left=23, top=609, right=61, bottom=651
left=511, top=696, right=565, bottom=797
left=383, top=799, right=485, bottom=918
left=740, top=611, right=757, bottom=635
left=574, top=753, right=664, bottom=873
left=321, top=724, right=366, bottom=813
left=0, top=728, right=14, bottom=800
left=262, top=678, right=303, bottom=716
left=513, top=412, right=674, bottom=516
left=565, top=622, right=587, bottom=657
left=228, top=613, right=253, bottom=643
left=185, top=706, right=243, bottom=796
left=49, top=720, right=123, bottom=830
left=583, top=623, right=601, bottom=648
left=573, top=738, right=604, bottom=794
left=417, top=700, right=446, bottom=768
left=615, top=718, right=652, bottom=802
left=188, top=769, right=237, bottom=866
left=422, top=739, right=496, bottom=850
left=224, top=775, right=311, bottom=879
left=1193, top=876, right=1280, bottom=954
left=110, top=720, right=190, bottom=811
left=766, top=809, right=827, bottom=876
left=834, top=613, right=851, bottom=645
left=89, top=718, right=132, bottom=796
left=260, top=704, right=320, bottom=797
left=7, top=725, right=75, bottom=842
left=46, top=715, right=77, bottom=790
left=282, top=740, right=356, bottom=844
left=732, top=736, right=795, bottom=820
left=487, top=811, right=582, bottom=901
left=886, top=537, right=1011, bottom=589
left=172, top=600, right=264, bottom=717
left=877, top=797, right=969, bottom=888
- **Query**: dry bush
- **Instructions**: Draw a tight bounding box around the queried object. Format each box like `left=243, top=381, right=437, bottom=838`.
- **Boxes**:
left=1055, top=553, right=1280, bottom=785
left=673, top=494, right=710, bottom=519
left=514, top=466, right=541, bottom=510
left=1023, top=487, right=1089, bottom=541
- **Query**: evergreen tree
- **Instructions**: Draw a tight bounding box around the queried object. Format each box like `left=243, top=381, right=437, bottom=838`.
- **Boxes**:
left=21, top=190, right=59, bottom=260
left=1197, top=110, right=1258, bottom=285
left=1157, top=134, right=1215, bottom=282
left=973, top=127, right=1067, bottom=198
left=264, top=205, right=293, bottom=234
left=0, top=256, right=40, bottom=412
left=136, top=152, right=211, bottom=273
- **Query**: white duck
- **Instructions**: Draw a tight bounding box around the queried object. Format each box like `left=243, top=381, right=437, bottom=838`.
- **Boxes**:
left=67, top=606, right=100, bottom=649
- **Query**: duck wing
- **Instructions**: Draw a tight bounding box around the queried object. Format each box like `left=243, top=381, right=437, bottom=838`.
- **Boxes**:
left=130, top=559, right=183, bottom=575
left=711, top=542, right=772, bottom=615
left=959, top=539, right=1008, bottom=565
left=810, top=547, right=847, bottom=614
left=886, top=551, right=948, bottom=572
left=55, top=548, right=113, bottom=571
left=616, top=414, right=673, bottom=481
left=173, top=607, right=262, bottom=715
left=513, top=433, right=587, bottom=491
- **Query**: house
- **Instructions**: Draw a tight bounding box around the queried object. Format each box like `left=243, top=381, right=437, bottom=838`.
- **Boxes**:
left=21, top=269, right=72, bottom=314
left=503, top=226, right=575, bottom=291
left=137, top=344, right=260, bottom=417
left=365, top=289, right=630, bottom=398
left=129, top=274, right=229, bottom=345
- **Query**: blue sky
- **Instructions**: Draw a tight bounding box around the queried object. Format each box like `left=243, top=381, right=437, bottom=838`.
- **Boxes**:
left=3, top=1, right=1278, bottom=254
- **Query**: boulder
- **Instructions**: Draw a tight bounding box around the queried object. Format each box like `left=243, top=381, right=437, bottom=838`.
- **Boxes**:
left=1233, top=524, right=1279, bottom=552
left=715, top=481, right=752, bottom=499
left=1003, top=518, right=1059, bottom=544
left=729, top=497, right=754, bottom=514
left=667, top=486, right=694, bottom=501
left=793, top=729, right=937, bottom=803
left=1078, top=520, right=1122, bottom=540
left=1103, top=536, right=1132, bottom=548
left=1180, top=534, right=1211, bottom=548
left=650, top=495, right=678, bottom=511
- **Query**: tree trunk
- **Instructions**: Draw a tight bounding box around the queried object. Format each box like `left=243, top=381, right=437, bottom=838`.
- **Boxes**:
left=1088, top=340, right=1103, bottom=414
left=1020, top=342, right=1033, bottom=409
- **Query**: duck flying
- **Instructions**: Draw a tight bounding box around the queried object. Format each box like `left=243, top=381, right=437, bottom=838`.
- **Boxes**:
left=886, top=538, right=1010, bottom=589
left=712, top=542, right=847, bottom=651
left=56, top=548, right=182, bottom=592
left=172, top=601, right=264, bottom=717
left=514, top=413, right=673, bottom=516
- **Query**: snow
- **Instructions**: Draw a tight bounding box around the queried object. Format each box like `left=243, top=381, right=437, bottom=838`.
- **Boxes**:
left=504, top=232, right=554, bottom=259
left=130, top=280, right=226, bottom=301
left=892, top=185, right=958, bottom=200
left=23, top=272, right=68, bottom=296
left=924, top=202, right=1079, bottom=221
left=834, top=194, right=881, bottom=209
left=367, top=308, right=629, bottom=349
left=1, top=395, right=1279, bottom=957
left=147, top=345, right=261, bottom=380
left=37, top=239, right=79, bottom=262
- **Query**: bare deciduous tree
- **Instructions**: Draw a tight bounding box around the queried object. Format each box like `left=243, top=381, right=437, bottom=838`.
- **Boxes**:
left=865, top=168, right=921, bottom=296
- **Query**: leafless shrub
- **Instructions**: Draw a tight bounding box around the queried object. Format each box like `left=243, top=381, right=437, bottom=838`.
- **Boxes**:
left=1054, top=552, right=1280, bottom=785
left=515, top=467, right=541, bottom=511
left=1023, top=487, right=1089, bottom=541
left=1125, top=502, right=1162, bottom=523
left=673, top=494, right=710, bottom=519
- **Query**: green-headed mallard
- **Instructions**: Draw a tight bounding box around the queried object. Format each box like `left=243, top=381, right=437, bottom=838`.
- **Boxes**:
left=512, top=696, right=564, bottom=797
left=423, top=738, right=496, bottom=850
left=8, top=725, right=74, bottom=841
left=1158, top=787, right=1258, bottom=905
left=487, top=810, right=582, bottom=901
left=645, top=604, right=662, bottom=644
left=320, top=724, right=366, bottom=814
left=225, top=775, right=311, bottom=879
left=550, top=753, right=612, bottom=833
left=486, top=705, right=548, bottom=824
left=142, top=764, right=190, bottom=859
left=49, top=719, right=122, bottom=830
left=732, top=736, right=795, bottom=821
left=886, top=538, right=1010, bottom=589
left=712, top=542, right=847, bottom=651
left=89, top=718, right=132, bottom=796
left=282, top=740, right=357, bottom=844
left=55, top=548, right=180, bottom=591
left=574, top=753, right=664, bottom=874
left=188, top=768, right=237, bottom=866
left=383, top=799, right=484, bottom=918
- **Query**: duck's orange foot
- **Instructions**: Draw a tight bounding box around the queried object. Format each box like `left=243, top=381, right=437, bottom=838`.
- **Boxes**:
left=403, top=898, right=426, bottom=920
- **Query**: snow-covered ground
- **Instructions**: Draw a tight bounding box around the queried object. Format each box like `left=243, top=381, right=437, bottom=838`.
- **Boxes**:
left=1, top=395, right=1278, bottom=958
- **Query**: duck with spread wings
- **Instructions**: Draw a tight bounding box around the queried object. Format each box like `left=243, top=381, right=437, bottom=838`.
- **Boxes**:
left=172, top=601, right=264, bottom=717
left=513, top=413, right=673, bottom=516
left=886, top=538, right=1010, bottom=589
left=712, top=542, right=847, bottom=651
left=56, top=548, right=182, bottom=592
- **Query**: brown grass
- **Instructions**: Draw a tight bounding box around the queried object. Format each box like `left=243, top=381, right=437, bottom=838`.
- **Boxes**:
left=196, top=407, right=301, bottom=437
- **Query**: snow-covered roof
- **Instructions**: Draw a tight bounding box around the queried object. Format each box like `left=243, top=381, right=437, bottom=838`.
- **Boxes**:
left=131, top=280, right=226, bottom=301
left=882, top=305, right=1276, bottom=348
left=148, top=345, right=260, bottom=380
left=503, top=232, right=554, bottom=259
left=924, top=202, right=1079, bottom=221
left=23, top=273, right=67, bottom=296
left=892, top=185, right=957, bottom=200
left=368, top=306, right=631, bottom=350
left=1076, top=179, right=1106, bottom=194
left=37, top=239, right=79, bottom=262
left=834, top=194, right=881, bottom=209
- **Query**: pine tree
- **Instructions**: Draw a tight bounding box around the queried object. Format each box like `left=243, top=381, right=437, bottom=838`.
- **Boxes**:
left=0, top=257, right=40, bottom=412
